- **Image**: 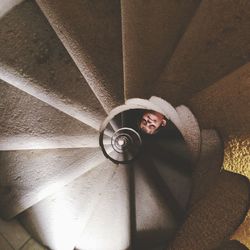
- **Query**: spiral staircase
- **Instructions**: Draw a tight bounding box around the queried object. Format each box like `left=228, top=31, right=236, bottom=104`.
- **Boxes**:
left=0, top=0, right=250, bottom=249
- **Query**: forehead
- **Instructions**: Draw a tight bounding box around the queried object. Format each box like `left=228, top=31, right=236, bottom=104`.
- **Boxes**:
left=142, top=111, right=164, bottom=119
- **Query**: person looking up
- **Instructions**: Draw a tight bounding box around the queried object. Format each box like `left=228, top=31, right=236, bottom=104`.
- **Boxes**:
left=139, top=110, right=167, bottom=135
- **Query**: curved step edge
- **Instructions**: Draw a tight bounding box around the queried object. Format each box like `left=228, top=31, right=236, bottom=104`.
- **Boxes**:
left=188, top=129, right=224, bottom=208
left=170, top=171, right=250, bottom=250
left=175, top=104, right=201, bottom=163
left=148, top=96, right=200, bottom=162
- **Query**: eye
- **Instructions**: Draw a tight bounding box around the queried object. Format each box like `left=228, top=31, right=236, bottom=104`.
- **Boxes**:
left=148, top=115, right=156, bottom=123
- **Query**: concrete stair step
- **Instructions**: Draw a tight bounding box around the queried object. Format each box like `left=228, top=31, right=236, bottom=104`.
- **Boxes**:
left=188, top=62, right=250, bottom=181
left=150, top=156, right=192, bottom=212
left=0, top=234, right=13, bottom=250
left=36, top=0, right=124, bottom=113
left=0, top=147, right=106, bottom=219
left=0, top=217, right=30, bottom=250
left=19, top=160, right=118, bottom=250
left=149, top=141, right=192, bottom=176
left=189, top=129, right=224, bottom=207
left=132, top=156, right=178, bottom=249
left=188, top=62, right=250, bottom=131
left=143, top=120, right=193, bottom=176
left=0, top=0, right=106, bottom=130
left=121, top=0, right=201, bottom=99
left=149, top=96, right=183, bottom=130
left=153, top=0, right=250, bottom=105
left=0, top=81, right=106, bottom=150
left=148, top=96, right=201, bottom=163
left=75, top=164, right=130, bottom=250
left=169, top=170, right=250, bottom=250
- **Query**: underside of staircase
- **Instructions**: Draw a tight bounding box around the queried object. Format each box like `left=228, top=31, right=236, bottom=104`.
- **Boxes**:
left=0, top=0, right=249, bottom=250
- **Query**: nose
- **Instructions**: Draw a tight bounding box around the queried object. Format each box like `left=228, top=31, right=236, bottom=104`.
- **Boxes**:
left=146, top=118, right=153, bottom=125
left=144, top=124, right=153, bottom=134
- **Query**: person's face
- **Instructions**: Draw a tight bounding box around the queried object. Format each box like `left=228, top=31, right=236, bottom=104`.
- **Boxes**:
left=139, top=111, right=166, bottom=134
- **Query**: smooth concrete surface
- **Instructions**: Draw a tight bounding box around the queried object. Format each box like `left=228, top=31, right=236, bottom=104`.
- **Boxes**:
left=75, top=164, right=130, bottom=250
left=150, top=155, right=192, bottom=212
left=19, top=161, right=118, bottom=250
left=0, top=147, right=106, bottom=219
left=0, top=0, right=106, bottom=130
left=133, top=157, right=177, bottom=249
left=189, top=129, right=224, bottom=207
left=36, top=0, right=124, bottom=113
left=20, top=238, right=47, bottom=250
left=0, top=81, right=101, bottom=150
left=121, top=0, right=201, bottom=100
left=153, top=0, right=250, bottom=105
left=0, top=217, right=29, bottom=249
left=0, top=234, right=13, bottom=250
left=0, top=217, right=47, bottom=249
left=189, top=63, right=250, bottom=179
left=170, top=171, right=250, bottom=250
